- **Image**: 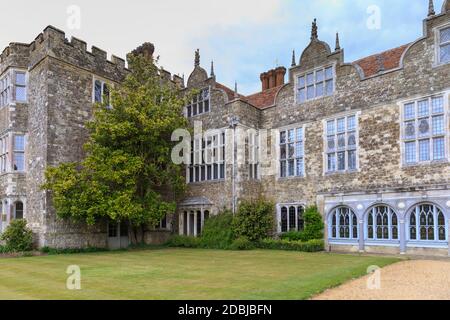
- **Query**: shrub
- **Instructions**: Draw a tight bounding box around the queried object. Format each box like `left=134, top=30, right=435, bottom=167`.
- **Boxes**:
left=232, top=199, right=274, bottom=242
left=0, top=219, right=33, bottom=252
left=300, top=206, right=324, bottom=241
left=166, top=235, right=201, bottom=248
left=258, top=239, right=324, bottom=252
left=280, top=231, right=303, bottom=241
left=40, top=247, right=109, bottom=255
left=229, top=236, right=255, bottom=251
left=200, top=211, right=235, bottom=249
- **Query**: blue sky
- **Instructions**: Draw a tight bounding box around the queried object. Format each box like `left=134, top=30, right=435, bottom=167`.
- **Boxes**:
left=0, top=0, right=446, bottom=94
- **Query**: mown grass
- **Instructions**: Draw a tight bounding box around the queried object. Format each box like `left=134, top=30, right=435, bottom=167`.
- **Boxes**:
left=0, top=248, right=400, bottom=300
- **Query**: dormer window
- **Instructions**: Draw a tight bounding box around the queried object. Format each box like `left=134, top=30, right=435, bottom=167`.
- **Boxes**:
left=186, top=87, right=210, bottom=118
left=439, top=26, right=450, bottom=64
left=296, top=66, right=334, bottom=103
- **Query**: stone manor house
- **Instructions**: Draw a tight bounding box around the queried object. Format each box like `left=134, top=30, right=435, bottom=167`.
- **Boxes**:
left=1, top=0, right=450, bottom=255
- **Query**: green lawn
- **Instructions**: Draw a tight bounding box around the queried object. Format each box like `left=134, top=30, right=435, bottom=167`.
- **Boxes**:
left=0, top=248, right=400, bottom=300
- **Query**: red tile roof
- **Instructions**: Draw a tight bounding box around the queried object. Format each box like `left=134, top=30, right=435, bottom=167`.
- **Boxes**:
left=354, top=44, right=410, bottom=78
left=215, top=82, right=242, bottom=101
left=244, top=85, right=283, bottom=109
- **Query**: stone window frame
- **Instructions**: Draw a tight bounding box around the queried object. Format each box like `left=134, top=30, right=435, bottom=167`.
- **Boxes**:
left=0, top=134, right=9, bottom=173
left=406, top=203, right=447, bottom=244
left=13, top=134, right=26, bottom=172
left=365, top=205, right=399, bottom=242
left=185, top=86, right=211, bottom=118
left=276, top=123, right=306, bottom=180
left=153, top=214, right=172, bottom=231
left=434, top=23, right=450, bottom=66
left=328, top=206, right=359, bottom=241
left=0, top=70, right=11, bottom=107
left=322, top=111, right=361, bottom=175
left=399, top=91, right=449, bottom=168
left=92, top=76, right=112, bottom=107
left=276, top=203, right=306, bottom=234
left=187, top=129, right=226, bottom=184
left=246, top=129, right=260, bottom=180
left=294, top=63, right=336, bottom=105
left=14, top=70, right=27, bottom=103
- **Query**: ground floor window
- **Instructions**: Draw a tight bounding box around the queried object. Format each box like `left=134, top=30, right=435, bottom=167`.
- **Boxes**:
left=366, top=205, right=398, bottom=240
left=278, top=204, right=304, bottom=233
left=14, top=201, right=23, bottom=220
left=330, top=207, right=358, bottom=240
left=409, top=204, right=447, bottom=241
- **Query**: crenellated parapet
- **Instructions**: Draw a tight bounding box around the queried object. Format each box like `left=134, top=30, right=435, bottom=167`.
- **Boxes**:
left=0, top=42, right=31, bottom=75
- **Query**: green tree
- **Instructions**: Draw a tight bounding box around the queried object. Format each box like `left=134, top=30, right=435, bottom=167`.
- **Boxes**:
left=43, top=49, right=189, bottom=244
left=301, top=205, right=324, bottom=241
left=232, top=199, right=274, bottom=242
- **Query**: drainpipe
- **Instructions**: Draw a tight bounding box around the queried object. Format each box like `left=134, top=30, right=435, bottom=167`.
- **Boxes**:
left=228, top=115, right=240, bottom=214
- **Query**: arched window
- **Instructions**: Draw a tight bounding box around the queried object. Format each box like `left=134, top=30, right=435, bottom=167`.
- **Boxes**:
left=409, top=204, right=447, bottom=241
left=330, top=207, right=358, bottom=240
left=14, top=201, right=23, bottom=220
left=279, top=205, right=305, bottom=233
left=366, top=205, right=398, bottom=241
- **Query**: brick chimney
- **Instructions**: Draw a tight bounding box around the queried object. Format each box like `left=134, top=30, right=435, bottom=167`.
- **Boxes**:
left=260, top=66, right=286, bottom=91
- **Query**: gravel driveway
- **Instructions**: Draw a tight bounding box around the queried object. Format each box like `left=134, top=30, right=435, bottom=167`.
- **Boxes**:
left=313, top=260, right=450, bottom=300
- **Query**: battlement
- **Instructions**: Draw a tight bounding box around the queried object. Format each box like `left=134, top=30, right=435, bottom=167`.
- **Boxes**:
left=160, top=67, right=185, bottom=89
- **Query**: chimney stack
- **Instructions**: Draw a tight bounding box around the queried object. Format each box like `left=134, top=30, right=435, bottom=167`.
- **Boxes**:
left=260, top=66, right=286, bottom=91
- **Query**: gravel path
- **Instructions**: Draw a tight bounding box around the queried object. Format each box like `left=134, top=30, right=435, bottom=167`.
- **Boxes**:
left=313, top=260, right=450, bottom=300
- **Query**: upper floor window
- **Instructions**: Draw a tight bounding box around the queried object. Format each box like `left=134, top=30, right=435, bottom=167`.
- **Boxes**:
left=279, top=127, right=304, bottom=178
left=297, top=66, right=334, bottom=103
left=188, top=131, right=225, bottom=183
left=13, top=135, right=25, bottom=172
left=0, top=73, right=11, bottom=107
left=402, top=96, right=446, bottom=165
left=0, top=136, right=8, bottom=173
left=247, top=130, right=259, bottom=180
left=326, top=115, right=358, bottom=173
left=14, top=71, right=26, bottom=102
left=93, top=79, right=111, bottom=106
left=186, top=88, right=210, bottom=117
left=439, top=26, right=450, bottom=64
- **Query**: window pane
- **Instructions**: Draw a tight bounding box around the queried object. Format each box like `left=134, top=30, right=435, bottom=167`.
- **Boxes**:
left=327, top=153, right=336, bottom=172
left=347, top=116, right=356, bottom=131
left=417, top=100, right=429, bottom=117
left=405, top=121, right=416, bottom=138
left=441, top=43, right=450, bottom=63
left=280, top=131, right=286, bottom=144
left=432, top=116, right=444, bottom=135
left=307, top=85, right=315, bottom=99
left=306, top=73, right=314, bottom=85
left=298, top=76, right=305, bottom=88
left=316, top=70, right=324, bottom=82
left=405, top=141, right=416, bottom=163
left=337, top=118, right=345, bottom=133
left=316, top=82, right=324, bottom=97
left=440, top=27, right=450, bottom=44
left=348, top=150, right=356, bottom=170
left=14, top=135, right=25, bottom=151
left=296, top=141, right=303, bottom=157
left=433, top=137, right=445, bottom=160
left=13, top=153, right=24, bottom=171
left=337, top=152, right=345, bottom=170
left=432, top=97, right=444, bottom=114
left=418, top=119, right=430, bottom=137
left=327, top=136, right=335, bottom=151
left=298, top=88, right=306, bottom=103
left=325, top=80, right=333, bottom=95
left=404, top=103, right=415, bottom=120
left=288, top=160, right=295, bottom=176
left=15, top=87, right=26, bottom=101
left=280, top=161, right=286, bottom=177
left=296, top=128, right=303, bottom=141
left=327, top=121, right=335, bottom=135
left=15, top=72, right=26, bottom=86
left=296, top=158, right=303, bottom=176
left=288, top=129, right=295, bottom=142
left=325, top=67, right=333, bottom=79
left=419, top=139, right=430, bottom=162
left=94, top=80, right=102, bottom=103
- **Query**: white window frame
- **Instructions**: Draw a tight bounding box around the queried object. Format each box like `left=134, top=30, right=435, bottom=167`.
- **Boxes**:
left=399, top=92, right=449, bottom=167
left=435, top=23, right=450, bottom=66
left=295, top=64, right=335, bottom=104
left=277, top=124, right=306, bottom=179
left=365, top=205, right=399, bottom=242
left=323, top=112, right=360, bottom=175
left=276, top=203, right=306, bottom=233
left=186, top=87, right=211, bottom=118
left=407, top=203, right=447, bottom=243
left=328, top=206, right=359, bottom=241
left=187, top=129, right=226, bottom=184
left=92, top=77, right=112, bottom=106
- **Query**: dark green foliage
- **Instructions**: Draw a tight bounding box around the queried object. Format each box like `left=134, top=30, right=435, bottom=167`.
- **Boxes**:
left=301, top=206, right=324, bottom=241
left=280, top=231, right=304, bottom=241
left=258, top=239, right=324, bottom=252
left=166, top=235, right=201, bottom=248
left=40, top=247, right=109, bottom=255
left=232, top=200, right=274, bottom=242
left=229, top=236, right=255, bottom=251
left=200, top=212, right=235, bottom=249
left=0, top=220, right=33, bottom=252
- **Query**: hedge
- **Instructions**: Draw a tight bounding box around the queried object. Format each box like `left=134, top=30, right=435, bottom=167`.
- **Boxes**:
left=257, top=239, right=324, bottom=252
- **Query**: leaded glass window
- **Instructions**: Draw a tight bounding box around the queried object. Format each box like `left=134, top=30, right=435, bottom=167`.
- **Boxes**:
left=409, top=204, right=447, bottom=242
left=279, top=205, right=305, bottom=233
left=402, top=96, right=446, bottom=164
left=366, top=205, right=398, bottom=241
left=330, top=207, right=358, bottom=240
left=439, top=26, right=450, bottom=64
left=297, top=66, right=334, bottom=103
left=326, top=115, right=358, bottom=172
left=279, top=127, right=304, bottom=178
left=186, top=87, right=210, bottom=117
